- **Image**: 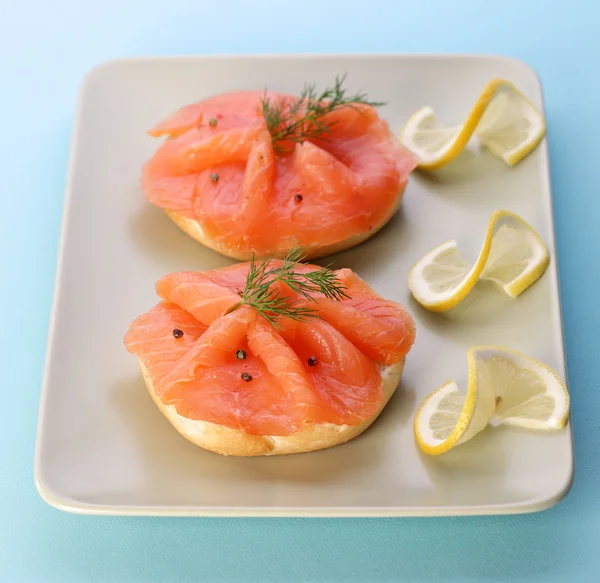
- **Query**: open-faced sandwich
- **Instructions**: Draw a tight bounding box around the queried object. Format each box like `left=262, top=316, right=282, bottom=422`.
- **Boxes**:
left=124, top=250, right=415, bottom=456
left=142, top=77, right=417, bottom=260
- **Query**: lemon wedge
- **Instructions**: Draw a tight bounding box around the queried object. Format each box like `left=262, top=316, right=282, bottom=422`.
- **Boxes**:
left=414, top=346, right=570, bottom=455
left=407, top=210, right=550, bottom=312
left=400, top=79, right=546, bottom=170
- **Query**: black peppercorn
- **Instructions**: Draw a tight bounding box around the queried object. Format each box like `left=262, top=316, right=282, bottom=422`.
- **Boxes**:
left=241, top=372, right=253, bottom=382
left=210, top=172, right=219, bottom=183
left=172, top=328, right=184, bottom=339
left=294, top=193, right=303, bottom=203
left=307, top=356, right=318, bottom=366
left=236, top=350, right=247, bottom=360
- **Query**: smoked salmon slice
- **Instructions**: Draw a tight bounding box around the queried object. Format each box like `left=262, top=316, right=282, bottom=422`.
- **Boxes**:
left=124, top=263, right=415, bottom=437
left=142, top=89, right=417, bottom=258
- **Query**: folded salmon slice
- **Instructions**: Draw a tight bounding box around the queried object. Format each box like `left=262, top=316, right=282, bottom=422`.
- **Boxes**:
left=125, top=263, right=416, bottom=436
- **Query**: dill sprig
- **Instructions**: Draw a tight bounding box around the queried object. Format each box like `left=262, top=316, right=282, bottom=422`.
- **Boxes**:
left=261, top=74, right=385, bottom=151
left=228, top=245, right=349, bottom=328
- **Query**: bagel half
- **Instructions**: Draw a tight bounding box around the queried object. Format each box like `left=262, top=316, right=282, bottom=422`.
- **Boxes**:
left=140, top=358, right=405, bottom=456
left=165, top=185, right=406, bottom=261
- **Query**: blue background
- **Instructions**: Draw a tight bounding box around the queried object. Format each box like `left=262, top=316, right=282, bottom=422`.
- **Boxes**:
left=2, top=0, right=598, bottom=580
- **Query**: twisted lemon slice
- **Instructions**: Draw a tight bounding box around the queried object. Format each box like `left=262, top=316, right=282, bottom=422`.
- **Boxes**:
left=407, top=210, right=550, bottom=312
left=414, top=346, right=570, bottom=455
left=400, top=79, right=546, bottom=170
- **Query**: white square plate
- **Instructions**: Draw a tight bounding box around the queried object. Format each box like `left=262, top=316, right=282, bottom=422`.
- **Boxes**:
left=35, top=55, right=573, bottom=516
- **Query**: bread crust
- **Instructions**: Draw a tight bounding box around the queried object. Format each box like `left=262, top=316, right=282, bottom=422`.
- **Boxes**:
left=165, top=185, right=406, bottom=260
left=140, top=358, right=405, bottom=456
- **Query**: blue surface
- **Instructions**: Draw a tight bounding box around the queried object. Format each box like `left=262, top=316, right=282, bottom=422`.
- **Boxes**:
left=2, top=0, right=599, bottom=580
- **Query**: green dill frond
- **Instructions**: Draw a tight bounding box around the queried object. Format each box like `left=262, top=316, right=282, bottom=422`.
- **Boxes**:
left=229, top=244, right=348, bottom=328
left=260, top=75, right=385, bottom=151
